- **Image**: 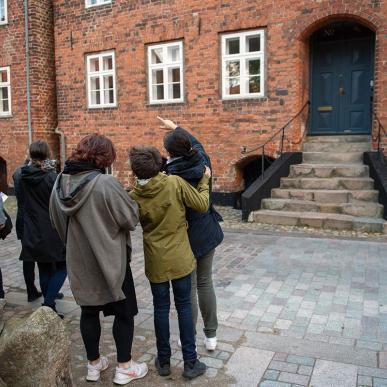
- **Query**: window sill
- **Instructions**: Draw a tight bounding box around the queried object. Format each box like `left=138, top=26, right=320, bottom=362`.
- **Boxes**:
left=85, top=2, right=112, bottom=10
left=86, top=105, right=118, bottom=111
left=221, top=96, right=268, bottom=104
left=0, top=22, right=8, bottom=26
left=0, top=114, right=13, bottom=119
left=146, top=101, right=186, bottom=107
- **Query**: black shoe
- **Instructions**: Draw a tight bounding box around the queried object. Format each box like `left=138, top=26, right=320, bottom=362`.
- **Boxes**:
left=42, top=303, right=64, bottom=319
left=55, top=292, right=64, bottom=300
left=28, top=291, right=42, bottom=302
left=182, top=359, right=206, bottom=380
left=155, top=358, right=171, bottom=377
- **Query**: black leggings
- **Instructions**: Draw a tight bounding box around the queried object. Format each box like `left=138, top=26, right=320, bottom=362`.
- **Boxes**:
left=80, top=309, right=134, bottom=363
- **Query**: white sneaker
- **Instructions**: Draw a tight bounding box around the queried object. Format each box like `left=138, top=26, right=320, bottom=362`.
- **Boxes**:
left=204, top=337, right=217, bottom=351
left=86, top=356, right=109, bottom=382
left=113, top=360, right=148, bottom=385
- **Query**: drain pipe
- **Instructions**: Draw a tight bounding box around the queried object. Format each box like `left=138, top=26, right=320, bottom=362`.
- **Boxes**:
left=24, top=0, right=32, bottom=145
left=55, top=127, right=66, bottom=169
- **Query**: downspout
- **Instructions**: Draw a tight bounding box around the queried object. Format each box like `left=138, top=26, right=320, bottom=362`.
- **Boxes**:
left=24, top=0, right=32, bottom=145
left=55, top=127, right=66, bottom=168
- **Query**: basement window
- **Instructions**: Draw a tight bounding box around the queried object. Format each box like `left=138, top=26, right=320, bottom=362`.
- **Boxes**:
left=86, top=51, right=117, bottom=109
left=85, top=0, right=111, bottom=8
left=0, top=0, right=7, bottom=25
left=0, top=67, right=11, bottom=117
left=147, top=41, right=184, bottom=104
left=221, top=29, right=265, bottom=99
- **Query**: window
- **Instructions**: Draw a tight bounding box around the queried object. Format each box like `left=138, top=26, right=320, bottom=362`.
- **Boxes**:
left=148, top=41, right=184, bottom=104
left=0, top=0, right=7, bottom=25
left=86, top=51, right=116, bottom=108
left=0, top=67, right=11, bottom=117
left=221, top=30, right=265, bottom=99
left=85, top=0, right=111, bottom=8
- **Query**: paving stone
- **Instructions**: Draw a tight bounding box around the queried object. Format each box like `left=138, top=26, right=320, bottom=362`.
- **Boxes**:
left=263, top=369, right=280, bottom=381
left=200, top=357, right=224, bottom=369
left=380, top=352, right=387, bottom=369
left=297, top=365, right=313, bottom=376
left=356, top=375, right=372, bottom=386
left=374, top=378, right=387, bottom=387
left=278, top=372, right=309, bottom=385
left=287, top=354, right=315, bottom=366
left=259, top=381, right=291, bottom=387
left=310, top=359, right=357, bottom=387
left=226, top=347, right=274, bottom=386
left=269, top=361, right=298, bottom=373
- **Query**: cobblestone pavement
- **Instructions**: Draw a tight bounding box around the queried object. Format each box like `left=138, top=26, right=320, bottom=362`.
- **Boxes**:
left=2, top=204, right=387, bottom=386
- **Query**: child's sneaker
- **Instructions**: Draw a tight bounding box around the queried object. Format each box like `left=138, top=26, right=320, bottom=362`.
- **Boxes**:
left=86, top=356, right=109, bottom=382
left=204, top=336, right=217, bottom=351
left=113, top=360, right=148, bottom=385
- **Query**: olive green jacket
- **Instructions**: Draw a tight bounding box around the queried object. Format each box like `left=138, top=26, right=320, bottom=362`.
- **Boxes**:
left=129, top=172, right=209, bottom=283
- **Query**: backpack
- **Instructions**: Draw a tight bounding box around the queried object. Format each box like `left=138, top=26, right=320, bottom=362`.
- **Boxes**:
left=0, top=210, right=13, bottom=240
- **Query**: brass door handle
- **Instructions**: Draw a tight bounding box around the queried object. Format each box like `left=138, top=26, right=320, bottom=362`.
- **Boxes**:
left=339, top=87, right=345, bottom=96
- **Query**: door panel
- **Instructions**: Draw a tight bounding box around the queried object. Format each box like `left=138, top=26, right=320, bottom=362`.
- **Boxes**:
left=311, top=37, right=373, bottom=135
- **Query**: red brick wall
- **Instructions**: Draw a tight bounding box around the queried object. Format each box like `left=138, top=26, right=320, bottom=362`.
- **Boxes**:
left=52, top=0, right=387, bottom=192
left=2, top=1, right=387, bottom=192
left=0, top=0, right=58, bottom=189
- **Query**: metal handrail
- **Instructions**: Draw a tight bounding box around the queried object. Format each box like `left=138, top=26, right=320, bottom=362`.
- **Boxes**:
left=372, top=112, right=387, bottom=154
left=241, top=100, right=310, bottom=180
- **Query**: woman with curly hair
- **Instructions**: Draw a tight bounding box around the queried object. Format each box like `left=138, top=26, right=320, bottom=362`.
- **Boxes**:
left=50, top=134, right=148, bottom=385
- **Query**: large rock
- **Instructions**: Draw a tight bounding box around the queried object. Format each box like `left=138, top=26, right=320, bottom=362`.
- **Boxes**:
left=0, top=307, right=73, bottom=387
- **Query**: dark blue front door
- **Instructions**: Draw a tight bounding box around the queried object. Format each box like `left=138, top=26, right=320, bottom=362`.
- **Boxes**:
left=311, top=37, right=374, bottom=135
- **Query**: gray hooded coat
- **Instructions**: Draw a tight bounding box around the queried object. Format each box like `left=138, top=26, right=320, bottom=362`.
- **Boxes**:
left=50, top=172, right=139, bottom=306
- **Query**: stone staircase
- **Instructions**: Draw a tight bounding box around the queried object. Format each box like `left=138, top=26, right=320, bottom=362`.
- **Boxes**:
left=250, top=135, right=387, bottom=233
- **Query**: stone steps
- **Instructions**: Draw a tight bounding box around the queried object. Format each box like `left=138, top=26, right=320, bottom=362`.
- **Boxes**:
left=289, top=164, right=369, bottom=178
left=281, top=177, right=374, bottom=190
left=250, top=210, right=386, bottom=233
left=261, top=198, right=383, bottom=218
left=249, top=135, right=386, bottom=233
left=303, top=151, right=363, bottom=164
left=303, top=141, right=371, bottom=153
left=271, top=188, right=379, bottom=203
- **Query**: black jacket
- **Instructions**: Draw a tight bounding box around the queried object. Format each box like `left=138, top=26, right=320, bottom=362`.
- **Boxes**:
left=20, top=165, right=65, bottom=263
left=164, top=127, right=224, bottom=258
left=13, top=165, right=26, bottom=240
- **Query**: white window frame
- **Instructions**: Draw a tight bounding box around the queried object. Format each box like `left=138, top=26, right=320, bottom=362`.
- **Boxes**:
left=85, top=0, right=111, bottom=9
left=0, top=66, right=11, bottom=117
left=0, top=0, right=8, bottom=25
left=221, top=29, right=265, bottom=100
left=147, top=41, right=184, bottom=104
left=86, top=51, right=117, bottom=109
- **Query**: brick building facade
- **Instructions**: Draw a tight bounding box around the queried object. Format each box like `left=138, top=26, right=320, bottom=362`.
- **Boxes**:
left=1, top=0, right=386, bottom=198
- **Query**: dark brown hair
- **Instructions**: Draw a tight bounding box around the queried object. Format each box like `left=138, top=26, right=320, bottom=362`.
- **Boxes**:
left=129, top=146, right=162, bottom=179
left=163, top=130, right=197, bottom=158
left=70, top=134, right=116, bottom=169
left=29, top=140, right=51, bottom=161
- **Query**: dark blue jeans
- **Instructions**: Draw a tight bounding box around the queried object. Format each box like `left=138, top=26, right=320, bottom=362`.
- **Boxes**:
left=0, top=267, right=4, bottom=298
left=150, top=274, right=197, bottom=365
left=37, top=262, right=67, bottom=309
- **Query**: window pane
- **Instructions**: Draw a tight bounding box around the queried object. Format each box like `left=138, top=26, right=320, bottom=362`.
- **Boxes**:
left=0, top=70, right=7, bottom=83
left=104, top=90, right=114, bottom=104
left=226, top=61, right=240, bottom=77
left=167, top=46, right=180, bottom=62
left=228, top=78, right=240, bottom=95
left=91, top=90, right=101, bottom=105
left=103, top=56, right=113, bottom=71
left=0, top=2, right=4, bottom=22
left=152, top=69, right=163, bottom=84
left=169, top=68, right=180, bottom=83
left=153, top=85, right=164, bottom=100
left=248, top=76, right=260, bottom=93
left=89, top=58, right=99, bottom=72
left=103, top=75, right=113, bottom=90
left=1, top=87, right=8, bottom=99
left=90, top=77, right=100, bottom=91
left=248, top=59, right=260, bottom=75
left=247, top=35, right=261, bottom=52
left=226, top=38, right=239, bottom=55
left=151, top=48, right=163, bottom=64
left=2, top=99, right=9, bottom=113
left=168, top=84, right=181, bottom=99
